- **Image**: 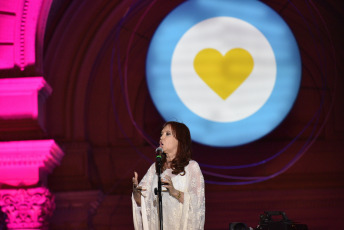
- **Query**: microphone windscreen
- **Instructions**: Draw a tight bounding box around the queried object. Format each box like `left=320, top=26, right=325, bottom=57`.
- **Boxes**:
left=155, top=147, right=163, bottom=154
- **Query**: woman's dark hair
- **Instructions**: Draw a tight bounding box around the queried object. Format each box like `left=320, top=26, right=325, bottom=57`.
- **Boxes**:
left=156, top=121, right=192, bottom=175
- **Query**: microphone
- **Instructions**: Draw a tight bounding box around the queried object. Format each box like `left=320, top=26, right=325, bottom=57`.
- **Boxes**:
left=155, top=147, right=163, bottom=155
left=155, top=147, right=163, bottom=163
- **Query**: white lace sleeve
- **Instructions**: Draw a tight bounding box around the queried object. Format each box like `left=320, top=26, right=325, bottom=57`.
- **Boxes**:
left=132, top=163, right=156, bottom=230
left=182, top=160, right=205, bottom=230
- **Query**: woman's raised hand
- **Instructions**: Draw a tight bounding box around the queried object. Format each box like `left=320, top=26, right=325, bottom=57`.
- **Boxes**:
left=161, top=175, right=182, bottom=202
left=132, top=172, right=139, bottom=189
left=132, top=172, right=146, bottom=206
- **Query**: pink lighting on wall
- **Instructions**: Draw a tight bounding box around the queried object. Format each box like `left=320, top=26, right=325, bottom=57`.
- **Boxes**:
left=1, top=0, right=61, bottom=228
left=0, top=0, right=49, bottom=70
left=0, top=12, right=15, bottom=69
left=0, top=139, right=63, bottom=187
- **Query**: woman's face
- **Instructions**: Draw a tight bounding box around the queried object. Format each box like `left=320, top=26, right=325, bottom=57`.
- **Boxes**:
left=160, top=124, right=178, bottom=161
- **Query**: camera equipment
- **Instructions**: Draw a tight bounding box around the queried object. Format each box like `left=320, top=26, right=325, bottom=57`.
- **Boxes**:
left=255, top=211, right=308, bottom=230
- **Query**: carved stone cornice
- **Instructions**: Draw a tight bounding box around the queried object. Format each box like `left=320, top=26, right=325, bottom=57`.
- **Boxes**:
left=0, top=77, right=52, bottom=119
left=0, top=77, right=52, bottom=138
left=0, top=139, right=64, bottom=187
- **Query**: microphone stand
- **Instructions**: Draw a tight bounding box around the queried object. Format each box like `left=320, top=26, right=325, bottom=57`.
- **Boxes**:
left=155, top=153, right=163, bottom=230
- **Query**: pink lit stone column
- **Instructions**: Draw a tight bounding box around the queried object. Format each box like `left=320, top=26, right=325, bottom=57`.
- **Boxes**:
left=0, top=140, right=64, bottom=230
left=0, top=77, right=64, bottom=229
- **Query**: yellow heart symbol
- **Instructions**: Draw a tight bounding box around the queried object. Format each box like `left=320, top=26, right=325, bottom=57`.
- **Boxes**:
left=194, top=48, right=254, bottom=100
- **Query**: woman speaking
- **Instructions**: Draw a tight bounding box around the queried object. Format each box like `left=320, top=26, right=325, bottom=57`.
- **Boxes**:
left=132, top=121, right=205, bottom=230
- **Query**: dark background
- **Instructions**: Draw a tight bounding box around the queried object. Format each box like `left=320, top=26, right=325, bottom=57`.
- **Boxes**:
left=1, top=0, right=344, bottom=229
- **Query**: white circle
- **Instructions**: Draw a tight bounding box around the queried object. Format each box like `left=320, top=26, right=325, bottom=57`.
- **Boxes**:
left=171, top=17, right=276, bottom=122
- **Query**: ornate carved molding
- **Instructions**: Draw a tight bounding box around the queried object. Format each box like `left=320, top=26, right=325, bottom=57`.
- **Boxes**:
left=0, top=187, right=55, bottom=229
left=0, top=139, right=64, bottom=187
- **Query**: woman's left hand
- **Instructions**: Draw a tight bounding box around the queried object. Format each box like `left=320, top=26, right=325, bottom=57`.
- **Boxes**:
left=161, top=175, right=184, bottom=203
left=162, top=175, right=178, bottom=198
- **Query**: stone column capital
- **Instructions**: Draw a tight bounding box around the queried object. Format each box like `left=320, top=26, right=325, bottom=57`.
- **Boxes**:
left=0, top=187, right=55, bottom=229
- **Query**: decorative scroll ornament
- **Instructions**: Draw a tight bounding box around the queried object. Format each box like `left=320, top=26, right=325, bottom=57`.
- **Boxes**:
left=0, top=187, right=55, bottom=229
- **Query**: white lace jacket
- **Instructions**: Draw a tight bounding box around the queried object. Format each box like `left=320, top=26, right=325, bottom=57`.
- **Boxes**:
left=132, top=160, right=205, bottom=230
